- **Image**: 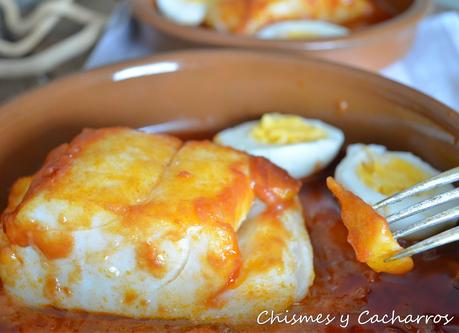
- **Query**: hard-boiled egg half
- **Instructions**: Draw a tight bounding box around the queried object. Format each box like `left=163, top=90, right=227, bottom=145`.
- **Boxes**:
left=204, top=0, right=372, bottom=36
left=335, top=144, right=455, bottom=239
left=156, top=0, right=209, bottom=26
left=256, top=20, right=349, bottom=40
left=214, top=113, right=344, bottom=179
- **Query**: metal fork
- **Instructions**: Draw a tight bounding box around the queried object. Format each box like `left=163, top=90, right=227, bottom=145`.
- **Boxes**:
left=371, top=166, right=459, bottom=262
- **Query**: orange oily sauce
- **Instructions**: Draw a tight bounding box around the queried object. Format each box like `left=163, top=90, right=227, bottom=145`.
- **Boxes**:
left=0, top=176, right=458, bottom=332
left=0, top=128, right=302, bottom=323
left=204, top=0, right=396, bottom=34
left=0, top=128, right=457, bottom=332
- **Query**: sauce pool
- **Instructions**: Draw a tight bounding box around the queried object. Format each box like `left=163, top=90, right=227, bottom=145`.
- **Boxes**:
left=0, top=172, right=458, bottom=332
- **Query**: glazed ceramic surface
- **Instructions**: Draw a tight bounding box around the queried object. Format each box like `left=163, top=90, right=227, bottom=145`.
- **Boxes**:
left=0, top=49, right=457, bottom=209
left=131, top=0, right=432, bottom=70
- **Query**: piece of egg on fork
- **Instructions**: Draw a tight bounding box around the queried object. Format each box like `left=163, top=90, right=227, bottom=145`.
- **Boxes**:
left=156, top=0, right=209, bottom=26
left=256, top=20, right=349, bottom=40
left=214, top=113, right=344, bottom=179
left=334, top=144, right=455, bottom=239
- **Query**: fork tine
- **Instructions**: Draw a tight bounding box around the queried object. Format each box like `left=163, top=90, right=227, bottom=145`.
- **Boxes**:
left=393, top=206, right=459, bottom=239
left=373, top=166, right=459, bottom=210
left=385, top=188, right=459, bottom=224
left=385, top=225, right=459, bottom=262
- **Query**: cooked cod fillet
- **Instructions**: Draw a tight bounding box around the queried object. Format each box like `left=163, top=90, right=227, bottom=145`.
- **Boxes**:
left=0, top=128, right=314, bottom=323
left=206, top=0, right=374, bottom=34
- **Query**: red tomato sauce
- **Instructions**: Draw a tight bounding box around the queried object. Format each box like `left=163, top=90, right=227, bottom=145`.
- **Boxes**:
left=298, top=179, right=459, bottom=333
left=0, top=163, right=458, bottom=333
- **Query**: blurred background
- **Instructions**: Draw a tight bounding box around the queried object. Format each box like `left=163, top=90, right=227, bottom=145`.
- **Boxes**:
left=0, top=0, right=458, bottom=105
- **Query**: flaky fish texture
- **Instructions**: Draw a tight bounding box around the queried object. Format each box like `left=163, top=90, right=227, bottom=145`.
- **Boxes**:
left=0, top=128, right=314, bottom=323
left=326, top=177, right=413, bottom=275
left=206, top=0, right=374, bottom=34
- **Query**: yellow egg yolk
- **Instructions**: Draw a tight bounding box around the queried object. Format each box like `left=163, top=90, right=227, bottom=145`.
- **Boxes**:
left=284, top=31, right=320, bottom=40
left=251, top=113, right=327, bottom=145
left=357, top=156, right=430, bottom=196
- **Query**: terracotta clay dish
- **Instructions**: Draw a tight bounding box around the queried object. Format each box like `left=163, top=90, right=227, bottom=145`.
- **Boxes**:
left=0, top=50, right=458, bottom=333
left=131, top=0, right=432, bottom=70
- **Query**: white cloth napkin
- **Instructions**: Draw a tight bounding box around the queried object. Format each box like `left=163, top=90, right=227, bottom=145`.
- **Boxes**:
left=382, top=11, right=459, bottom=111
left=86, top=4, right=459, bottom=111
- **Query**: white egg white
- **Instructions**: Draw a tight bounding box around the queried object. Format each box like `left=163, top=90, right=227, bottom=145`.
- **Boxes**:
left=215, top=118, right=344, bottom=179
left=256, top=19, right=349, bottom=40
left=156, top=0, right=208, bottom=26
left=335, top=144, right=455, bottom=239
